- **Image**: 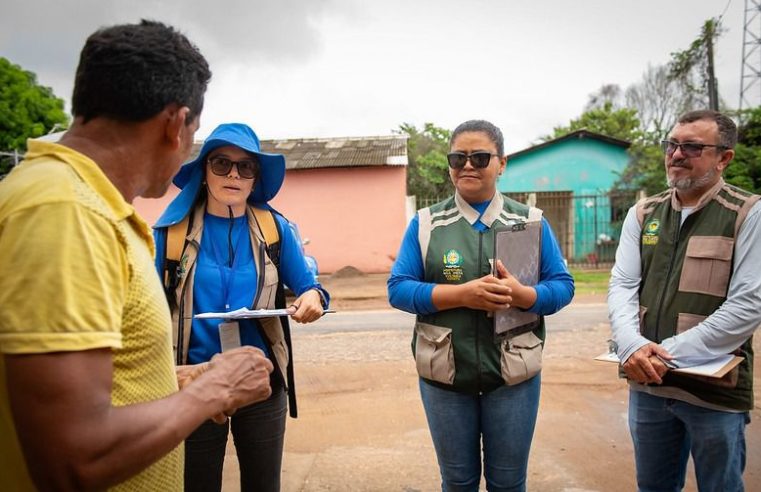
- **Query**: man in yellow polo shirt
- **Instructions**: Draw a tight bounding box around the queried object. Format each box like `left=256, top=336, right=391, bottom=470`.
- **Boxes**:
left=0, top=21, right=274, bottom=491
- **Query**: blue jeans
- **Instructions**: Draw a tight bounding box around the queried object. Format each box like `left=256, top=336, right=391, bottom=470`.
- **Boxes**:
left=419, top=376, right=541, bottom=492
left=184, top=385, right=287, bottom=492
left=628, top=390, right=748, bottom=492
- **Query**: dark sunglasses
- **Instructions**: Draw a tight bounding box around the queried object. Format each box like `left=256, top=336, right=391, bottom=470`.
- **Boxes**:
left=660, top=140, right=727, bottom=158
left=446, top=151, right=499, bottom=169
left=207, top=155, right=258, bottom=179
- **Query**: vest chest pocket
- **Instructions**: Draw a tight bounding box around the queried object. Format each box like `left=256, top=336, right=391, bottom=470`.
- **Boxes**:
left=678, top=236, right=734, bottom=297
left=500, top=331, right=543, bottom=385
left=414, top=322, right=455, bottom=384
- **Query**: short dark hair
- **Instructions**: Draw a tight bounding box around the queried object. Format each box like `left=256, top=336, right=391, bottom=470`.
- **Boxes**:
left=677, top=110, right=737, bottom=149
left=450, top=120, right=505, bottom=156
left=72, top=20, right=211, bottom=124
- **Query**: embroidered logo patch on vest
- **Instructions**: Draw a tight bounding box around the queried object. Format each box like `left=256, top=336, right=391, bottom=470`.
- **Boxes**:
left=642, top=219, right=660, bottom=246
left=442, top=249, right=464, bottom=282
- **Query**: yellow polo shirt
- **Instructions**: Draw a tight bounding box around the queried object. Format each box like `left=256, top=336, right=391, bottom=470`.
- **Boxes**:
left=0, top=140, right=182, bottom=491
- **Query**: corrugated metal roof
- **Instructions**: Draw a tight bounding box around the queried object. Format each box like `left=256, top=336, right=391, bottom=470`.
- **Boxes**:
left=188, top=135, right=408, bottom=170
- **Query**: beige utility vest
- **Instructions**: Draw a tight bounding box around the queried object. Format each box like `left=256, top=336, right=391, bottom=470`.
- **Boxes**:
left=169, top=202, right=288, bottom=373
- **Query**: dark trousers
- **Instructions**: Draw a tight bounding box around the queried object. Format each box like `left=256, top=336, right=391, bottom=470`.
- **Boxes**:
left=184, top=384, right=287, bottom=492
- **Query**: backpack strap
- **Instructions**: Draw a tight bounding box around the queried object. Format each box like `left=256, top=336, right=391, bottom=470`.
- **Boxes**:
left=162, top=214, right=191, bottom=306
left=253, top=206, right=279, bottom=249
left=251, top=206, right=298, bottom=418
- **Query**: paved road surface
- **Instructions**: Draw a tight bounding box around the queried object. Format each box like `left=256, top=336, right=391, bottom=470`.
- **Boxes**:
left=220, top=302, right=760, bottom=492
left=307, top=302, right=608, bottom=335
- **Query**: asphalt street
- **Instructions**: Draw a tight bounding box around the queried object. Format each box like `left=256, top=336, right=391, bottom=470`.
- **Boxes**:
left=305, top=302, right=609, bottom=335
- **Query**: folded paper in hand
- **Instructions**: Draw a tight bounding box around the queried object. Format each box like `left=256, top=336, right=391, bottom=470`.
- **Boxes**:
left=493, top=220, right=542, bottom=337
left=594, top=351, right=744, bottom=379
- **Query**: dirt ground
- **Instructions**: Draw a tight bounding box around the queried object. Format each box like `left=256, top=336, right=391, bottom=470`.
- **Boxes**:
left=220, top=272, right=761, bottom=492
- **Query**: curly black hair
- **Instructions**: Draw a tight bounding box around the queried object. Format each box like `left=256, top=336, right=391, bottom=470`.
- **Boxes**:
left=72, top=19, right=211, bottom=124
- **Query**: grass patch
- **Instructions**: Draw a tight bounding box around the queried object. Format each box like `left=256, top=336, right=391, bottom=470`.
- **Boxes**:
left=570, top=268, right=610, bottom=296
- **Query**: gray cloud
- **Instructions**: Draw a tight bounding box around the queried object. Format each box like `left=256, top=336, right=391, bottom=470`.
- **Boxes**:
left=0, top=0, right=351, bottom=96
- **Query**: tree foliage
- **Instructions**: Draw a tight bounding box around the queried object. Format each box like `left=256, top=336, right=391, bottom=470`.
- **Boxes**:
left=613, top=18, right=727, bottom=195
left=724, top=108, right=761, bottom=194
left=550, top=89, right=665, bottom=194
left=0, top=57, right=69, bottom=175
left=547, top=18, right=761, bottom=198
left=548, top=100, right=644, bottom=143
left=625, top=64, right=695, bottom=140
left=668, top=18, right=722, bottom=110
left=397, top=122, right=453, bottom=198
left=584, top=84, right=623, bottom=112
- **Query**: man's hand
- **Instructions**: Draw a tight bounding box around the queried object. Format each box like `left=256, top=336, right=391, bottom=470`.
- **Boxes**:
left=176, top=363, right=210, bottom=390
left=623, top=343, right=673, bottom=384
left=287, top=289, right=323, bottom=323
left=186, top=346, right=274, bottom=422
left=5, top=346, right=274, bottom=491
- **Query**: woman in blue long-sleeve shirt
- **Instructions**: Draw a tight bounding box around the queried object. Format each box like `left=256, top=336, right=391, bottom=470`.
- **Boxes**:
left=387, top=119, right=574, bottom=492
left=154, top=123, right=328, bottom=492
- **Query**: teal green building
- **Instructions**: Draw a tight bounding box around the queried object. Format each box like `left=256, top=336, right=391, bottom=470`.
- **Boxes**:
left=497, top=130, right=632, bottom=264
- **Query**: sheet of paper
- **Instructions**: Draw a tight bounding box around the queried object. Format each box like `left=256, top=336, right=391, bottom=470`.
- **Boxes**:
left=594, top=351, right=743, bottom=378
left=195, top=308, right=335, bottom=320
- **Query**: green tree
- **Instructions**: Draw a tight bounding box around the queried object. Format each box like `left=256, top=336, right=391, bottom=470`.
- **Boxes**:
left=549, top=95, right=665, bottom=195
left=737, top=106, right=761, bottom=146
left=616, top=143, right=666, bottom=196
left=668, top=18, right=723, bottom=110
left=725, top=107, right=761, bottom=194
left=0, top=57, right=69, bottom=176
left=397, top=122, right=453, bottom=199
left=548, top=101, right=644, bottom=143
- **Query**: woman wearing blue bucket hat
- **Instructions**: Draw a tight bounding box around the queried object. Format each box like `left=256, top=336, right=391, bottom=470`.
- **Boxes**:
left=153, top=122, right=328, bottom=492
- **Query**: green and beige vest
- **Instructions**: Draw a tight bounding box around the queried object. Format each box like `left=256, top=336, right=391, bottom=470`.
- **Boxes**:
left=414, top=192, right=544, bottom=394
left=636, top=178, right=759, bottom=410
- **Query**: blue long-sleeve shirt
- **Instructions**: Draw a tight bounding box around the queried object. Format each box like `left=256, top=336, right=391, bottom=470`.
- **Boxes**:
left=388, top=201, right=574, bottom=316
left=155, top=212, right=328, bottom=364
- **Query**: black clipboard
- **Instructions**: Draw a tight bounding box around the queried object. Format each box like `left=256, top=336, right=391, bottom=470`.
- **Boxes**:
left=493, top=220, right=542, bottom=338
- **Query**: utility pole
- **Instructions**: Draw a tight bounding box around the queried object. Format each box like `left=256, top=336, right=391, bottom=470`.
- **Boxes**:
left=706, top=20, right=719, bottom=111
left=739, top=0, right=761, bottom=118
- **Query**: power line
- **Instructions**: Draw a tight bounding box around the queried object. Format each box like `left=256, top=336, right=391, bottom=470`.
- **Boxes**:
left=719, top=0, right=733, bottom=21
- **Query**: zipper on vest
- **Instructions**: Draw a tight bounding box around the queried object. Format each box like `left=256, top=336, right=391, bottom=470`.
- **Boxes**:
left=653, top=209, right=681, bottom=342
left=475, top=230, right=484, bottom=391
left=176, top=238, right=200, bottom=365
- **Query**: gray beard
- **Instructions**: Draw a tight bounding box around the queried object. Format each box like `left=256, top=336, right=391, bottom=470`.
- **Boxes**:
left=667, top=166, right=717, bottom=191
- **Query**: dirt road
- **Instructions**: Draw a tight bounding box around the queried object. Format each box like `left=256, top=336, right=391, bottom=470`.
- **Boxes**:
left=219, top=273, right=761, bottom=491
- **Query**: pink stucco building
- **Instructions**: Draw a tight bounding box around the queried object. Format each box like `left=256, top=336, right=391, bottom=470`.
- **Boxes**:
left=134, top=135, right=409, bottom=274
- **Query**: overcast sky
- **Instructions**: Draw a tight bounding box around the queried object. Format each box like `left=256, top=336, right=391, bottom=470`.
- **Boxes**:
left=0, top=0, right=749, bottom=153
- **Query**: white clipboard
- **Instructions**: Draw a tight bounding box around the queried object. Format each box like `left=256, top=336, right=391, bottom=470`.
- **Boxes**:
left=195, top=307, right=335, bottom=320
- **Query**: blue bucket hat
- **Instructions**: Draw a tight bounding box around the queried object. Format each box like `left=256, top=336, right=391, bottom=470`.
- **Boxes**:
left=155, top=123, right=286, bottom=227
left=175, top=123, right=285, bottom=203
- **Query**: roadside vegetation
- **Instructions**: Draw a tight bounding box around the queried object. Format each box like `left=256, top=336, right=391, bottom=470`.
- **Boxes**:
left=570, top=268, right=611, bottom=296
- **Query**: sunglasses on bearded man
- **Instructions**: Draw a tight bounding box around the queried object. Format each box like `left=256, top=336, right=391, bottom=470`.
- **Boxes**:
left=446, top=151, right=500, bottom=169
left=660, top=140, right=728, bottom=158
